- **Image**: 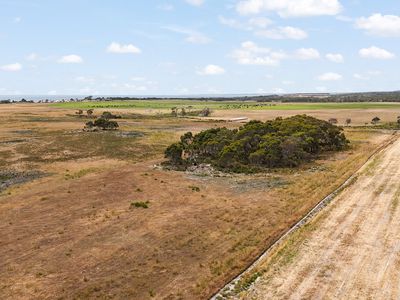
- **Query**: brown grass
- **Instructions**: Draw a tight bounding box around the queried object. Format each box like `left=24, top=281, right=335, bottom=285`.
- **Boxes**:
left=0, top=103, right=393, bottom=300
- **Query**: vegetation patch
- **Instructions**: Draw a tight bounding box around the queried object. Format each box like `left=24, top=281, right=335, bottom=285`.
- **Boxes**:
left=51, top=100, right=400, bottom=111
left=64, top=168, right=99, bottom=180
left=130, top=201, right=150, bottom=209
left=115, top=131, right=145, bottom=138
left=85, top=118, right=119, bottom=131
left=165, top=115, right=349, bottom=173
left=0, top=170, right=46, bottom=193
left=189, top=185, right=200, bottom=192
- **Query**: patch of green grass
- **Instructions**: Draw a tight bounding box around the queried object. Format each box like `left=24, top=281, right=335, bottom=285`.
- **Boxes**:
left=15, top=130, right=172, bottom=163
left=64, top=168, right=99, bottom=180
left=51, top=100, right=400, bottom=111
left=234, top=271, right=262, bottom=294
left=130, top=201, right=150, bottom=209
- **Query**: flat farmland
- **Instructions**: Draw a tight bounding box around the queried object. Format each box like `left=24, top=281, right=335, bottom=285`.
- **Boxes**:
left=53, top=100, right=400, bottom=126
left=0, top=102, right=396, bottom=299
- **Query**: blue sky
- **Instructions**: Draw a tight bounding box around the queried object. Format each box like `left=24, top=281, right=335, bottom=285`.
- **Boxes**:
left=0, top=0, right=399, bottom=96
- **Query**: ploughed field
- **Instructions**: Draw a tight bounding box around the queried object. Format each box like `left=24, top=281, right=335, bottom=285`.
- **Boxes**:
left=0, top=102, right=396, bottom=299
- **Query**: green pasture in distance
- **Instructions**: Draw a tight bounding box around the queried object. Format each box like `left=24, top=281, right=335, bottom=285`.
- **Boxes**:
left=51, top=100, right=400, bottom=111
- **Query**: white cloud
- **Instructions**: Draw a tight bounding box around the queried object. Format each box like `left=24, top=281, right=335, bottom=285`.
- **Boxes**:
left=353, top=70, right=382, bottom=80
left=219, top=16, right=272, bottom=30
left=163, top=26, right=211, bottom=44
left=158, top=4, right=174, bottom=11
left=107, top=42, right=141, bottom=54
left=219, top=16, right=250, bottom=30
left=317, top=72, right=342, bottom=81
left=58, top=54, right=83, bottom=64
left=295, top=48, right=320, bottom=60
left=356, top=14, right=400, bottom=37
left=232, top=42, right=324, bottom=66
left=131, top=76, right=146, bottom=81
left=353, top=73, right=369, bottom=80
left=197, top=64, right=226, bottom=75
left=248, top=17, right=272, bottom=28
left=326, top=53, right=344, bottom=63
left=1, top=63, right=22, bottom=72
left=256, top=26, right=308, bottom=40
left=359, top=46, right=395, bottom=60
left=236, top=0, right=342, bottom=18
left=336, top=15, right=353, bottom=22
left=26, top=53, right=38, bottom=61
left=232, top=41, right=287, bottom=66
left=219, top=16, right=307, bottom=40
left=186, top=34, right=210, bottom=44
left=185, top=0, right=204, bottom=6
left=14, top=17, right=22, bottom=23
left=47, top=90, right=57, bottom=95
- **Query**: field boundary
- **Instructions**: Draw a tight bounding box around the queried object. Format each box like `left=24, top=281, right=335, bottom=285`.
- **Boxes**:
left=211, top=131, right=399, bottom=300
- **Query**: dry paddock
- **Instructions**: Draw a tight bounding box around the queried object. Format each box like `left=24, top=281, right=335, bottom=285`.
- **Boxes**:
left=0, top=103, right=396, bottom=299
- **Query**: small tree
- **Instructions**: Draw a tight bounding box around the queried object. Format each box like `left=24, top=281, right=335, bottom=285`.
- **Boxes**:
left=181, top=108, right=186, bottom=116
left=87, top=109, right=94, bottom=117
left=371, top=116, right=380, bottom=125
left=76, top=109, right=83, bottom=116
left=93, top=118, right=119, bottom=130
left=199, top=107, right=211, bottom=117
left=171, top=107, right=178, bottom=117
left=101, top=111, right=121, bottom=119
left=345, top=118, right=352, bottom=126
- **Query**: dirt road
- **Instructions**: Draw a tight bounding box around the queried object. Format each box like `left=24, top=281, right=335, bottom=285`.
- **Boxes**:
left=243, top=137, right=400, bottom=300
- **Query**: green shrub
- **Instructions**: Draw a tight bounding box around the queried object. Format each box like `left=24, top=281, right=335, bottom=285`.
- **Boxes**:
left=130, top=201, right=149, bottom=209
left=85, top=117, right=119, bottom=130
left=189, top=186, right=200, bottom=192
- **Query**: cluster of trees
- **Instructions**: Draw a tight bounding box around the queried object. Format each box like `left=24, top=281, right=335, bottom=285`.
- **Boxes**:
left=171, top=107, right=211, bottom=117
left=165, top=115, right=349, bottom=172
left=84, top=110, right=120, bottom=131
left=0, top=99, right=34, bottom=104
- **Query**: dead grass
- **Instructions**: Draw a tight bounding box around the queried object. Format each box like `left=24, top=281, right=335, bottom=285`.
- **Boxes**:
left=0, top=103, right=394, bottom=300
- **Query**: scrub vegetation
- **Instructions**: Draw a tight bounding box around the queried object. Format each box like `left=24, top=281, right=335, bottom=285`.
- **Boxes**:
left=165, top=115, right=349, bottom=172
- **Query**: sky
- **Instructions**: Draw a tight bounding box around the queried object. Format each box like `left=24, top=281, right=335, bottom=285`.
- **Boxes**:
left=0, top=0, right=400, bottom=96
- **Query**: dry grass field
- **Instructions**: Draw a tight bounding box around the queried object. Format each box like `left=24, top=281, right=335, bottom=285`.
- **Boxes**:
left=0, top=102, right=396, bottom=299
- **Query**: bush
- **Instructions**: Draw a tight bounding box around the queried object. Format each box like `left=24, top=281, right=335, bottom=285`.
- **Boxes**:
left=130, top=201, right=149, bottom=209
left=85, top=118, right=119, bottom=130
left=101, top=111, right=121, bottom=119
left=164, top=115, right=349, bottom=172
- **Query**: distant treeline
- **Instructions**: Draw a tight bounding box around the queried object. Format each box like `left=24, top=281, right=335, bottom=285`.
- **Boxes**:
left=0, top=99, right=34, bottom=104
left=85, top=91, right=400, bottom=103
left=2, top=91, right=400, bottom=104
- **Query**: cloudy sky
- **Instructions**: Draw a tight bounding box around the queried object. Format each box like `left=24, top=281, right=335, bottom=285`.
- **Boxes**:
left=1, top=0, right=399, bottom=96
